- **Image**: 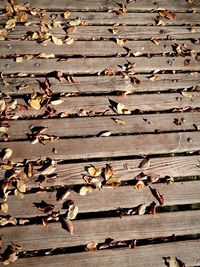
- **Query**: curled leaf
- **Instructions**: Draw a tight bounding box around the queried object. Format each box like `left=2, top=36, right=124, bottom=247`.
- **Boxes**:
left=79, top=186, right=93, bottom=196
left=2, top=148, right=13, bottom=161
left=102, top=164, right=113, bottom=181
left=86, top=165, right=101, bottom=177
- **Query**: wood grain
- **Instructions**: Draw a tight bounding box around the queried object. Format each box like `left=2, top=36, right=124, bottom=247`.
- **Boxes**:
left=1, top=210, right=200, bottom=250
left=1, top=132, right=200, bottom=161
left=2, top=181, right=200, bottom=217
left=4, top=25, right=200, bottom=40
left=1, top=40, right=200, bottom=56
left=1, top=12, right=200, bottom=26
left=0, top=0, right=200, bottom=12
left=11, top=240, right=200, bottom=267
left=10, top=92, right=200, bottom=119
left=1, top=57, right=199, bottom=74
left=1, top=73, right=199, bottom=95
left=2, top=112, right=200, bottom=141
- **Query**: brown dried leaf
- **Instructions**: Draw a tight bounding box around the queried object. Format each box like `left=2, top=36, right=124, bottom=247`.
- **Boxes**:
left=103, top=164, right=113, bottom=181
left=34, top=200, right=54, bottom=213
left=64, top=219, right=74, bottom=235
left=138, top=157, right=150, bottom=169
left=133, top=180, right=145, bottom=190
left=112, top=27, right=120, bottom=35
left=112, top=118, right=126, bottom=126
left=150, top=187, right=164, bottom=205
left=159, top=10, right=176, bottom=20
left=105, top=177, right=121, bottom=187
left=85, top=242, right=98, bottom=252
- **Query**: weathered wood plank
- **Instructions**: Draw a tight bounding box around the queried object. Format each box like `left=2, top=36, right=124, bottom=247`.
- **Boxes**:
left=0, top=0, right=200, bottom=12
left=1, top=210, right=200, bottom=250
left=1, top=132, right=200, bottom=161
left=1, top=40, right=200, bottom=56
left=2, top=113, right=200, bottom=141
left=1, top=12, right=200, bottom=26
left=12, top=240, right=200, bottom=267
left=1, top=73, right=199, bottom=95
left=0, top=57, right=199, bottom=74
left=2, top=181, right=200, bottom=217
left=10, top=92, right=200, bottom=118
left=4, top=25, right=200, bottom=40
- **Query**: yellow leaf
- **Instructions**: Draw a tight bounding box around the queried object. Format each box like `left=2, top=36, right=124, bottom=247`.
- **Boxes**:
left=28, top=98, right=41, bottom=110
left=181, top=91, right=193, bottom=98
left=5, top=19, right=16, bottom=29
left=52, top=36, right=63, bottom=45
left=32, top=32, right=39, bottom=40
left=19, top=13, right=28, bottom=22
left=105, top=177, right=121, bottom=187
left=16, top=180, right=26, bottom=193
left=79, top=186, right=93, bottom=196
left=69, top=18, right=81, bottom=26
left=116, top=38, right=128, bottom=46
left=64, top=11, right=71, bottom=19
left=68, top=204, right=79, bottom=220
left=65, top=36, right=74, bottom=45
left=86, top=166, right=101, bottom=177
left=16, top=57, right=23, bottom=63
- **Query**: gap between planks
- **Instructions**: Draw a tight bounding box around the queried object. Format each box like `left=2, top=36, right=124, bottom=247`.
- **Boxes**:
left=0, top=0, right=200, bottom=12
left=1, top=210, right=200, bottom=250
left=0, top=73, right=199, bottom=95
left=2, top=180, right=200, bottom=217
left=11, top=240, right=200, bottom=267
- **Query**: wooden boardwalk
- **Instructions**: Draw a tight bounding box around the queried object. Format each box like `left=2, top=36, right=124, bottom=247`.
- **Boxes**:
left=0, top=1, right=200, bottom=266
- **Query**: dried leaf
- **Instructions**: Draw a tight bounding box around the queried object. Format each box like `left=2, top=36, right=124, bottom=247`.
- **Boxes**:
left=163, top=257, right=186, bottom=267
left=85, top=242, right=98, bottom=252
left=133, top=180, right=145, bottom=190
left=2, top=243, right=22, bottom=265
left=16, top=180, right=26, bottom=193
left=34, top=200, right=54, bottom=213
left=28, top=98, right=41, bottom=110
left=52, top=36, right=63, bottom=45
left=137, top=204, right=146, bottom=215
left=2, top=148, right=13, bottom=161
left=166, top=176, right=174, bottom=185
left=138, top=157, right=150, bottom=169
left=116, top=38, right=128, bottom=46
left=0, top=100, right=6, bottom=111
left=64, top=11, right=71, bottom=19
left=63, top=219, right=73, bottom=235
left=150, top=187, right=164, bottom=205
left=0, top=216, right=17, bottom=226
left=58, top=189, right=71, bottom=202
left=69, top=18, right=81, bottom=26
left=90, top=178, right=102, bottom=189
left=98, top=131, right=111, bottom=137
left=5, top=19, right=16, bottom=29
left=103, top=164, right=113, bottom=181
left=41, top=164, right=56, bottom=175
left=65, top=36, right=74, bottom=45
left=181, top=91, right=193, bottom=98
left=105, top=177, right=121, bottom=187
left=112, top=118, right=126, bottom=126
left=86, top=166, right=101, bottom=177
left=79, top=186, right=93, bottom=196
left=159, top=10, right=176, bottom=20
left=68, top=204, right=79, bottom=220
left=112, top=27, right=120, bottom=35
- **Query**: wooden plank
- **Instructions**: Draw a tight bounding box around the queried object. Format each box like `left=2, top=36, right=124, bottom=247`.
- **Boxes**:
left=0, top=57, right=200, bottom=74
left=3, top=181, right=200, bottom=217
left=1, top=40, right=200, bottom=56
left=12, top=240, right=200, bottom=267
left=4, top=25, right=200, bottom=40
left=1, top=73, right=199, bottom=95
left=1, top=210, right=200, bottom=250
left=3, top=113, right=200, bottom=141
left=1, top=132, right=200, bottom=161
left=0, top=0, right=200, bottom=12
left=1, top=12, right=200, bottom=26
left=9, top=92, right=200, bottom=118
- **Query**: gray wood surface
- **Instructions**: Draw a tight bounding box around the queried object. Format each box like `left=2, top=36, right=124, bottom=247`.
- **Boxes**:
left=1, top=210, right=200, bottom=250
left=1, top=132, right=200, bottom=161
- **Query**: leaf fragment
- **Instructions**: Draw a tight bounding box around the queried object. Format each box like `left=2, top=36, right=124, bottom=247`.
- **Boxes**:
left=86, top=165, right=101, bottom=177
left=5, top=19, right=16, bottom=29
left=150, top=187, right=164, bottom=205
left=138, top=157, right=150, bottom=169
left=102, top=164, right=113, bottom=181
left=85, top=242, right=98, bottom=252
left=68, top=204, right=79, bottom=220
left=52, top=36, right=63, bottom=45
left=1, top=202, right=9, bottom=214
left=163, top=257, right=186, bottom=267
left=137, top=204, right=146, bottom=215
left=116, top=38, right=128, bottom=46
left=133, top=180, right=145, bottom=190
left=181, top=91, right=193, bottom=98
left=112, top=118, right=126, bottom=126
left=159, top=10, right=176, bottom=20
left=64, top=11, right=71, bottom=19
